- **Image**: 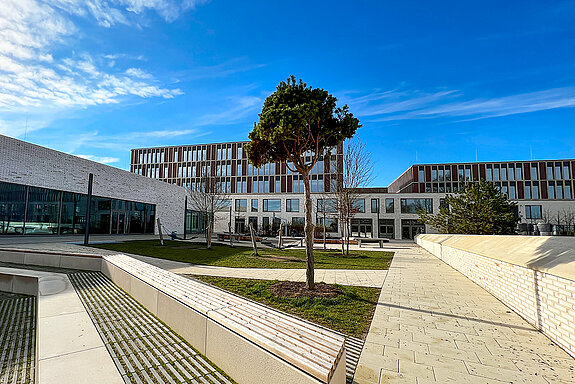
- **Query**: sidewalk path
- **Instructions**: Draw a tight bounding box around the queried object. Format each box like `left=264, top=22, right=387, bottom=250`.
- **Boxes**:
left=354, top=245, right=575, bottom=383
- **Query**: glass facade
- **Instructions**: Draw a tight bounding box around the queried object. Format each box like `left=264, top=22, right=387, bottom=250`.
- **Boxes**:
left=0, top=181, right=156, bottom=235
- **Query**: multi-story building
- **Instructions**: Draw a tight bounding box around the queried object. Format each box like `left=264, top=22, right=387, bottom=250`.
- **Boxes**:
left=131, top=141, right=575, bottom=240
left=131, top=142, right=343, bottom=194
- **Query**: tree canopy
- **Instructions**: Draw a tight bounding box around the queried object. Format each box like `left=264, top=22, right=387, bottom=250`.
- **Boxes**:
left=245, top=76, right=360, bottom=290
left=245, top=76, right=360, bottom=171
left=419, top=181, right=519, bottom=235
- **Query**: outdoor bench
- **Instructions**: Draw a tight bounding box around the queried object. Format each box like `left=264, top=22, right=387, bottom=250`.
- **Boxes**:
left=102, top=254, right=347, bottom=384
left=356, top=237, right=390, bottom=248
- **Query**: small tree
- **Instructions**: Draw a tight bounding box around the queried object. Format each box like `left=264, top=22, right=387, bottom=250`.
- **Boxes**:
left=334, top=137, right=374, bottom=255
left=245, top=76, right=360, bottom=289
left=419, top=180, right=518, bottom=235
left=187, top=166, right=231, bottom=249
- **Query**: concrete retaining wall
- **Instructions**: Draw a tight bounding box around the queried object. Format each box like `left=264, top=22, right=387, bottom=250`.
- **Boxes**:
left=416, top=234, right=575, bottom=358
left=100, top=257, right=345, bottom=384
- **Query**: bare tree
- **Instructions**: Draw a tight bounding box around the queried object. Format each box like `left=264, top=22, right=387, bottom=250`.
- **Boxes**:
left=562, top=207, right=575, bottom=235
left=333, top=137, right=374, bottom=255
left=187, top=165, right=231, bottom=249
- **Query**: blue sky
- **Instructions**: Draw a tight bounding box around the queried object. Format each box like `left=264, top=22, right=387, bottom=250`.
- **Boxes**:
left=2, top=1, right=575, bottom=186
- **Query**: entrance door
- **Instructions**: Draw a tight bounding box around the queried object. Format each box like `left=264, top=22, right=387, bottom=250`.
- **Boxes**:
left=118, top=213, right=125, bottom=234
left=351, top=219, right=373, bottom=238
left=111, top=212, right=118, bottom=234
left=401, top=219, right=425, bottom=239
left=235, top=218, right=246, bottom=234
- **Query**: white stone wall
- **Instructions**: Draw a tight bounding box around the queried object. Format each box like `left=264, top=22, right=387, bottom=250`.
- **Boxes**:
left=417, top=235, right=575, bottom=358
left=0, top=135, right=187, bottom=234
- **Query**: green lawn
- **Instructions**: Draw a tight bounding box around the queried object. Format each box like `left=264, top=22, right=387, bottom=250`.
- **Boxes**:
left=191, top=275, right=380, bottom=339
left=89, top=240, right=393, bottom=270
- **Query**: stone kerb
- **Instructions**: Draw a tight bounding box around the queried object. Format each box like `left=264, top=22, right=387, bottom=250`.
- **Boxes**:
left=101, top=254, right=347, bottom=384
left=417, top=234, right=575, bottom=358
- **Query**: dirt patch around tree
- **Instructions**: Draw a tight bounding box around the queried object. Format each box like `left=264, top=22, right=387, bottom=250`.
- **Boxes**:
left=269, top=281, right=344, bottom=298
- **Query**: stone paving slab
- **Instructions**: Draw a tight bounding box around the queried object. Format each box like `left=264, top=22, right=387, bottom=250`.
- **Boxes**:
left=354, top=245, right=575, bottom=384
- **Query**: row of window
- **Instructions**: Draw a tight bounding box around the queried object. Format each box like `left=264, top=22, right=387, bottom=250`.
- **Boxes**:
left=419, top=180, right=573, bottom=199
left=0, top=181, right=156, bottom=236
left=135, top=158, right=337, bottom=178
left=419, top=162, right=573, bottom=183
left=226, top=197, right=434, bottom=215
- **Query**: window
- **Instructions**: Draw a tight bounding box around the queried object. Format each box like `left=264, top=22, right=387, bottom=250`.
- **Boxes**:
left=458, top=166, right=464, bottom=181
left=371, top=198, right=379, bottom=213
left=547, top=163, right=554, bottom=179
left=515, top=164, right=522, bottom=180
left=465, top=165, right=472, bottom=181
left=286, top=199, right=299, bottom=212
left=566, top=181, right=572, bottom=199
left=555, top=163, right=562, bottom=180
left=218, top=199, right=231, bottom=211
left=353, top=199, right=365, bottom=213
left=525, top=182, right=532, bottom=199
left=525, top=205, right=542, bottom=219
left=557, top=181, right=564, bottom=199
left=486, top=165, right=493, bottom=181
left=251, top=199, right=258, bottom=212
left=275, top=176, right=281, bottom=193
left=532, top=182, right=540, bottom=199
left=431, top=167, right=438, bottom=182
left=418, top=167, right=425, bottom=182
left=234, top=199, right=247, bottom=212
left=317, top=217, right=338, bottom=232
left=501, top=166, right=507, bottom=181
left=563, top=162, right=571, bottom=179
left=385, top=198, right=394, bottom=213
left=548, top=182, right=555, bottom=199
left=317, top=198, right=337, bottom=213
left=263, top=199, right=281, bottom=212
left=531, top=164, right=538, bottom=180
left=445, top=168, right=451, bottom=181
left=400, top=198, right=433, bottom=214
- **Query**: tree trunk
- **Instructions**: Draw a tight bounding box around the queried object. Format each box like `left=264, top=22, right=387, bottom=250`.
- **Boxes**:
left=346, top=221, right=351, bottom=255
left=322, top=212, right=326, bottom=250
left=302, top=171, right=315, bottom=290
left=340, top=220, right=345, bottom=256
left=207, top=214, right=213, bottom=249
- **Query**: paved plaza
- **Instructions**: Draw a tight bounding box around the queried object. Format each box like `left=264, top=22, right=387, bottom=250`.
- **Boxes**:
left=1, top=238, right=575, bottom=383
left=354, top=245, right=575, bottom=383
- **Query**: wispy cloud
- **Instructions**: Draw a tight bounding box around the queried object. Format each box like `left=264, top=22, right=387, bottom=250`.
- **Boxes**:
left=177, top=58, right=266, bottom=81
left=145, top=129, right=204, bottom=137
left=196, top=95, right=263, bottom=126
left=343, top=87, right=575, bottom=122
left=74, top=154, right=120, bottom=164
left=0, top=0, right=214, bottom=137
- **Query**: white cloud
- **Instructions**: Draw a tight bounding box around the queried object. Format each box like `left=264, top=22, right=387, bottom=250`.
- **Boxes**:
left=0, top=0, right=207, bottom=122
left=74, top=154, right=120, bottom=164
left=343, top=87, right=575, bottom=122
left=145, top=129, right=202, bottom=137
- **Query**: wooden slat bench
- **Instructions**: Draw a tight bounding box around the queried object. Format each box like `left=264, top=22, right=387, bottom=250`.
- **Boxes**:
left=102, top=254, right=347, bottom=384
